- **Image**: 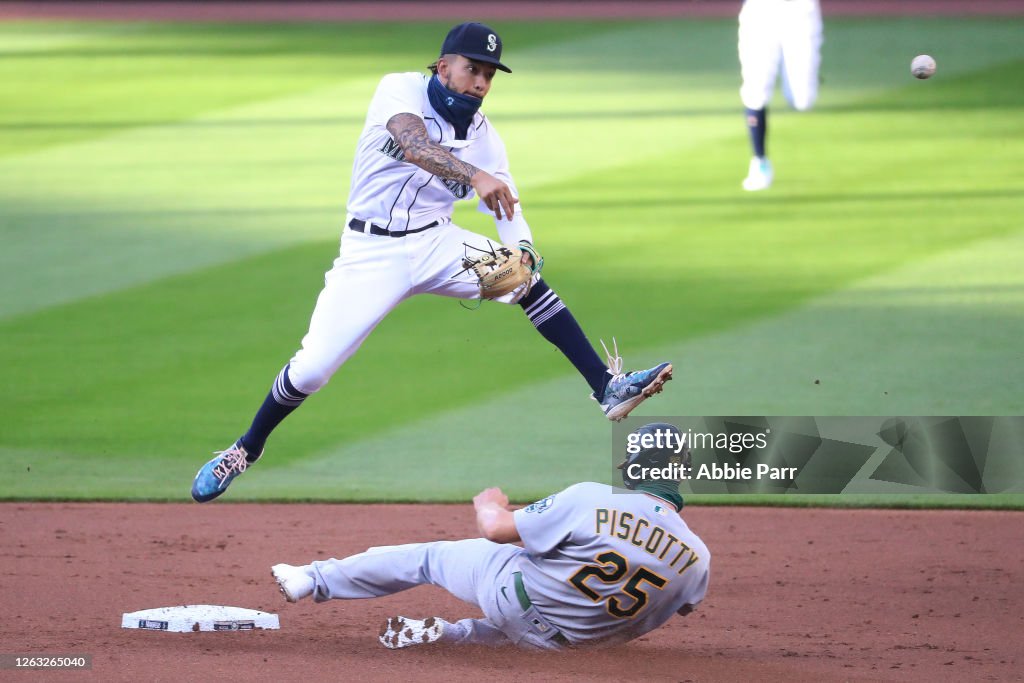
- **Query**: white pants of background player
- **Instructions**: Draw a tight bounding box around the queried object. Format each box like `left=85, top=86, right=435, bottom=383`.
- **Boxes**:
left=287, top=217, right=535, bottom=394
left=739, top=0, right=823, bottom=111
left=308, top=539, right=566, bottom=650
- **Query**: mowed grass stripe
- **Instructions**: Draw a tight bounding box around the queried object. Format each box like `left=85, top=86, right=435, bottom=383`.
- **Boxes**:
left=4, top=226, right=1021, bottom=501
left=0, top=20, right=632, bottom=157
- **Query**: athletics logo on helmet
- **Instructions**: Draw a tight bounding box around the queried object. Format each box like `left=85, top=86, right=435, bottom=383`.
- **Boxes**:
left=618, top=423, right=691, bottom=490
left=440, top=22, right=511, bottom=73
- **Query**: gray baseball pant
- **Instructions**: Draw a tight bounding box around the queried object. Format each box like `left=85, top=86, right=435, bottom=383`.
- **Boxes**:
left=306, top=538, right=565, bottom=650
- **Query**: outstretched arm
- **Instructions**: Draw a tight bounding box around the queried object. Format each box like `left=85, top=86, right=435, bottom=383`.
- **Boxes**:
left=473, top=487, right=521, bottom=543
left=386, top=112, right=517, bottom=220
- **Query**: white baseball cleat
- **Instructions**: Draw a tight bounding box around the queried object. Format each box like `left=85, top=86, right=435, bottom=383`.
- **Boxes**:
left=271, top=563, right=315, bottom=603
left=742, top=156, right=773, bottom=191
left=379, top=616, right=448, bottom=649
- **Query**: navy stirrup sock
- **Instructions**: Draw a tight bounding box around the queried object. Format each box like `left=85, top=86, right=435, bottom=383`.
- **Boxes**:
left=239, top=364, right=308, bottom=460
left=519, top=281, right=609, bottom=395
left=745, top=106, right=767, bottom=158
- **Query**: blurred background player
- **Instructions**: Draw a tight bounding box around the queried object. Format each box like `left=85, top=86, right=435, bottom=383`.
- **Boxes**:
left=271, top=423, right=710, bottom=650
left=738, top=0, right=823, bottom=191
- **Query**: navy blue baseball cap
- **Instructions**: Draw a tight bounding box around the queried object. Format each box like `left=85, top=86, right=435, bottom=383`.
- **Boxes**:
left=440, top=22, right=511, bottom=73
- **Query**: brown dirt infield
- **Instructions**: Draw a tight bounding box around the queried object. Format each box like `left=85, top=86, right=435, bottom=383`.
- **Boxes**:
left=1, top=503, right=1021, bottom=682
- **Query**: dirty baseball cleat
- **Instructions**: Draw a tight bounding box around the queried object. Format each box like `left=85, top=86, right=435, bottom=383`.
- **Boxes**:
left=595, top=339, right=673, bottom=422
left=379, top=616, right=448, bottom=649
left=190, top=442, right=262, bottom=503
left=271, top=563, right=315, bottom=603
left=742, top=156, right=773, bottom=191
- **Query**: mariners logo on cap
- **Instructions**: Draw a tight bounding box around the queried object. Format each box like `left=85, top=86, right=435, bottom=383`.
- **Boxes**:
left=440, top=22, right=511, bottom=73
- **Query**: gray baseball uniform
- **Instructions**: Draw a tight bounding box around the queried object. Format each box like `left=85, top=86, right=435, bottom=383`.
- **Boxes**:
left=305, top=482, right=710, bottom=650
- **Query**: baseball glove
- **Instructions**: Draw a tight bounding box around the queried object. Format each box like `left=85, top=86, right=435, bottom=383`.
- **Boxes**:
left=463, top=240, right=542, bottom=301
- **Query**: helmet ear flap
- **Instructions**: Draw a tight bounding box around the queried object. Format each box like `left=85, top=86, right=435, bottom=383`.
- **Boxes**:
left=617, top=458, right=638, bottom=489
left=620, top=423, right=687, bottom=489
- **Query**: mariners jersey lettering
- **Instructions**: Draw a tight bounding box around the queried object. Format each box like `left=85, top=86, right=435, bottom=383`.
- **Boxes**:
left=513, top=482, right=710, bottom=646
left=348, top=72, right=521, bottom=233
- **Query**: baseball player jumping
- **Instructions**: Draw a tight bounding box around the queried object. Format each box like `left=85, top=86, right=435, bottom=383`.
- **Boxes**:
left=191, top=22, right=673, bottom=503
left=271, top=423, right=710, bottom=650
left=738, top=0, right=823, bottom=191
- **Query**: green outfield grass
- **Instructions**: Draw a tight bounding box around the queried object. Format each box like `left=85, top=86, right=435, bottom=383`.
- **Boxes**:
left=1, top=18, right=1022, bottom=506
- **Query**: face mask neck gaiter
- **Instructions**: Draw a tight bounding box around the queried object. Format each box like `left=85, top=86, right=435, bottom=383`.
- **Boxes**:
left=427, top=74, right=482, bottom=141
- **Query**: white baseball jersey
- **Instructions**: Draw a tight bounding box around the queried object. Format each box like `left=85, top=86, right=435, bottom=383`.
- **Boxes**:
left=513, top=482, right=710, bottom=646
left=348, top=72, right=530, bottom=242
left=739, top=0, right=823, bottom=111
left=284, top=72, right=534, bottom=396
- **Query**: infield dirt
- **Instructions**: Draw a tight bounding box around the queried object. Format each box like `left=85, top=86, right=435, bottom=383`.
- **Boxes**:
left=1, top=503, right=1020, bottom=682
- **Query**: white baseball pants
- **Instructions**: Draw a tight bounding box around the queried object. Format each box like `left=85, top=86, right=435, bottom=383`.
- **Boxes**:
left=739, top=0, right=823, bottom=111
left=287, top=219, right=524, bottom=395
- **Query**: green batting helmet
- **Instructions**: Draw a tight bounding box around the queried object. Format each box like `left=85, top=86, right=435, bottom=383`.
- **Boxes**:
left=618, top=422, right=691, bottom=490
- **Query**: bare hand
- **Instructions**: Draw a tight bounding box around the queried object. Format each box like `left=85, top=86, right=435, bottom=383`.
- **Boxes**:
left=471, top=171, right=518, bottom=221
left=473, top=487, right=509, bottom=510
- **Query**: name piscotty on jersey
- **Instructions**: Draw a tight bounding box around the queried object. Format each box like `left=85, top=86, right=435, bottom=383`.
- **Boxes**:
left=513, top=482, right=710, bottom=646
left=595, top=508, right=702, bottom=575
left=348, top=72, right=520, bottom=232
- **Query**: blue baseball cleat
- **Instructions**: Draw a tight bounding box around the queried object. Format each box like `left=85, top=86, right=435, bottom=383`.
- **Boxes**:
left=191, top=442, right=261, bottom=502
left=595, top=339, right=673, bottom=422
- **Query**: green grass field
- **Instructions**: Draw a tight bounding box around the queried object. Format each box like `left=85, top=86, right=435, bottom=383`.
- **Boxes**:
left=1, top=18, right=1022, bottom=504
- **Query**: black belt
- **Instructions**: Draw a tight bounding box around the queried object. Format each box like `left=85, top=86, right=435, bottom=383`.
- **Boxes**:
left=348, top=218, right=440, bottom=237
left=512, top=571, right=574, bottom=649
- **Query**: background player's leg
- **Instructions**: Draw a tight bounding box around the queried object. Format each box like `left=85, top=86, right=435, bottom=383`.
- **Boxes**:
left=738, top=0, right=782, bottom=115
left=779, top=0, right=823, bottom=112
left=739, top=0, right=782, bottom=191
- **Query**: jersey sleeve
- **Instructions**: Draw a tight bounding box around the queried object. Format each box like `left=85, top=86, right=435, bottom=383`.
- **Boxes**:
left=513, top=483, right=588, bottom=556
left=473, top=121, right=533, bottom=243
left=494, top=213, right=533, bottom=246
left=365, top=73, right=425, bottom=129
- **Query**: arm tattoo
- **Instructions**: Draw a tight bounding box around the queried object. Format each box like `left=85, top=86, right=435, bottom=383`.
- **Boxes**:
left=387, top=113, right=480, bottom=184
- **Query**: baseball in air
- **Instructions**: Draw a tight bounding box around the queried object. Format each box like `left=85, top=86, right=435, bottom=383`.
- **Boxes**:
left=911, top=55, right=936, bottom=79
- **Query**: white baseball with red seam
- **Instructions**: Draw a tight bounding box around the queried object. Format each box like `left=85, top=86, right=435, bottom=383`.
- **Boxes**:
left=911, top=55, right=936, bottom=79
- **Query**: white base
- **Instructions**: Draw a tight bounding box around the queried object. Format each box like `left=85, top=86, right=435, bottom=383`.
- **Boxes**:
left=121, top=605, right=280, bottom=632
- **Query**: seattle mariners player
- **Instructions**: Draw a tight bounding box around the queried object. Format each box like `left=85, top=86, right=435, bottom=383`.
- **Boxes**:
left=271, top=424, right=710, bottom=650
left=190, top=22, right=673, bottom=503
left=738, top=0, right=823, bottom=191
